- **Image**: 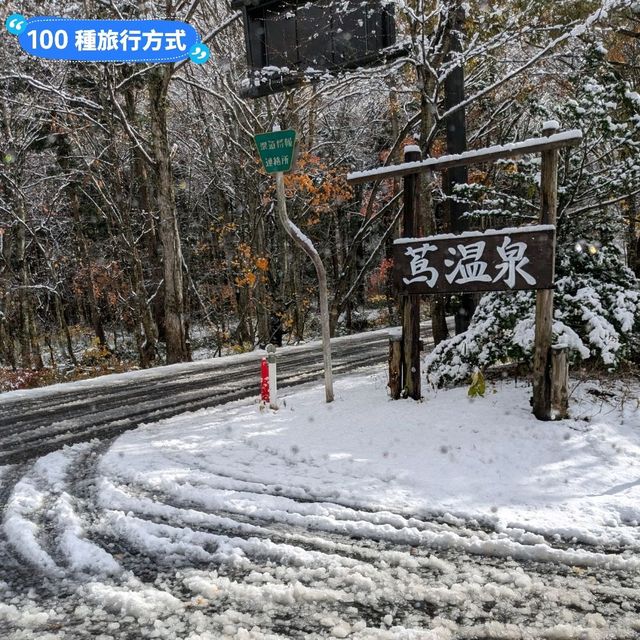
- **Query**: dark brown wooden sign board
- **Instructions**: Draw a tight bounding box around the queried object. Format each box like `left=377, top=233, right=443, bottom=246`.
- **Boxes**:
left=232, top=0, right=402, bottom=97
left=393, top=226, right=555, bottom=295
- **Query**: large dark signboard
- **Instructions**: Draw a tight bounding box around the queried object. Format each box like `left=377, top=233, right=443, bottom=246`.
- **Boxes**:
left=231, top=0, right=399, bottom=97
left=393, top=226, right=555, bottom=295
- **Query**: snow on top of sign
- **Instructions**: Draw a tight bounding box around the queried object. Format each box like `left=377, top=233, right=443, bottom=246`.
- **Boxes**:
left=552, top=129, right=585, bottom=142
left=347, top=130, right=583, bottom=182
left=393, top=224, right=555, bottom=244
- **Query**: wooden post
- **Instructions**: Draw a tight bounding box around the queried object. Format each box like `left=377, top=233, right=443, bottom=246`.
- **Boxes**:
left=402, top=146, right=422, bottom=400
left=551, top=344, right=569, bottom=419
left=388, top=332, right=402, bottom=400
left=532, top=121, right=559, bottom=420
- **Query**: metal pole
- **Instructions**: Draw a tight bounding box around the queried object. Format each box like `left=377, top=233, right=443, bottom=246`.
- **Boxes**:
left=274, top=171, right=334, bottom=403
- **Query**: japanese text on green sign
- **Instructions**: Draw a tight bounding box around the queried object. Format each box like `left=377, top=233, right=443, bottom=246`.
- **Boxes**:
left=254, top=130, right=296, bottom=174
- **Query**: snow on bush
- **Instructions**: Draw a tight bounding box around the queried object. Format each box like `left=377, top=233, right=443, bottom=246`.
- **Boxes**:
left=426, top=241, right=640, bottom=387
left=427, top=41, right=640, bottom=388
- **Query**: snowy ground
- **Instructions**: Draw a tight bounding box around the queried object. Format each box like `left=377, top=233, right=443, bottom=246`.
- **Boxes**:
left=1, top=369, right=639, bottom=638
left=101, top=371, right=640, bottom=551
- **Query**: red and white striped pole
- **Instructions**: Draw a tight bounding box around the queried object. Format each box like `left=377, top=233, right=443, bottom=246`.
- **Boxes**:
left=260, top=357, right=269, bottom=403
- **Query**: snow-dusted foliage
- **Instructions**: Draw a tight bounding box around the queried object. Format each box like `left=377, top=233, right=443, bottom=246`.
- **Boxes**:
left=427, top=40, right=640, bottom=387
left=426, top=246, right=640, bottom=387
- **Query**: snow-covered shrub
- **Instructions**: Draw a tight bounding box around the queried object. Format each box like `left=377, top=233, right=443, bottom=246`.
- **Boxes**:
left=426, top=237, right=640, bottom=387
left=426, top=41, right=640, bottom=387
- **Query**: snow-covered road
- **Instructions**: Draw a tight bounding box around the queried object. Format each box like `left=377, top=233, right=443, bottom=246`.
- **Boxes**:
left=3, top=437, right=640, bottom=639
left=0, top=324, right=446, bottom=466
left=2, top=370, right=639, bottom=638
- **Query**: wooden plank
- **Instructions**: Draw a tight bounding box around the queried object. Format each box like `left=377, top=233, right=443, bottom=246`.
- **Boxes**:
left=532, top=123, right=560, bottom=421
left=347, top=130, right=582, bottom=184
left=393, top=226, right=555, bottom=295
left=388, top=335, right=402, bottom=400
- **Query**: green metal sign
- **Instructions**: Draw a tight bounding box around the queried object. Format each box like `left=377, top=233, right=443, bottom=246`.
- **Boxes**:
left=254, top=130, right=296, bottom=174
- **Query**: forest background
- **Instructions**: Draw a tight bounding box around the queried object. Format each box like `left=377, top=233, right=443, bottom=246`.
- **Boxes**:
left=1, top=0, right=639, bottom=391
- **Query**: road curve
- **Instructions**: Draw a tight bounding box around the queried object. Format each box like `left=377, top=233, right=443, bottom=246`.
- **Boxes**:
left=2, top=323, right=640, bottom=639
left=0, top=323, right=440, bottom=466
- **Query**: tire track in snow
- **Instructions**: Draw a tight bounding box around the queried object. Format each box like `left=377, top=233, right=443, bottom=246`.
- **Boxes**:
left=0, top=462, right=31, bottom=513
left=4, top=367, right=640, bottom=637
left=3, top=440, right=640, bottom=638
left=151, top=440, right=640, bottom=556
left=93, top=455, right=640, bottom=636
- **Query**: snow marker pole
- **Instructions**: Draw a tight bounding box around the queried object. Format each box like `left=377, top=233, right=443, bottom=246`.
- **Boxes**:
left=261, top=357, right=269, bottom=403
left=266, top=344, right=278, bottom=410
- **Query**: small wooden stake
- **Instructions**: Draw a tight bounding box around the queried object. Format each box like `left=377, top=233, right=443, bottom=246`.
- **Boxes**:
left=388, top=334, right=402, bottom=400
left=551, top=345, right=569, bottom=420
left=402, top=146, right=422, bottom=400
left=532, top=122, right=559, bottom=420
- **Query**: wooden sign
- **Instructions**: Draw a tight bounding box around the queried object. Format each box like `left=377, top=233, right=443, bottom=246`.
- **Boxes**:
left=231, top=0, right=400, bottom=97
left=393, top=225, right=555, bottom=295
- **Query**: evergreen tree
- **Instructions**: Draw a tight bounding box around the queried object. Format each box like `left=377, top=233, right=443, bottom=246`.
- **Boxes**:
left=426, top=41, right=640, bottom=386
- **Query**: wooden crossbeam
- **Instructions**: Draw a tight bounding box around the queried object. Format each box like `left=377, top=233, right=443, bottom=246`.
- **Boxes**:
left=346, top=129, right=583, bottom=185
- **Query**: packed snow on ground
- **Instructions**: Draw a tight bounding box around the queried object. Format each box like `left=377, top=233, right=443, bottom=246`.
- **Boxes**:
left=3, top=370, right=640, bottom=639
left=101, top=370, right=640, bottom=552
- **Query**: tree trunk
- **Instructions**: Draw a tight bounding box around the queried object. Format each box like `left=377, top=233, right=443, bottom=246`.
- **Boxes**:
left=15, top=201, right=39, bottom=368
left=444, top=1, right=475, bottom=334
left=148, top=67, right=189, bottom=363
left=55, top=134, right=107, bottom=347
left=125, top=85, right=159, bottom=366
left=287, top=242, right=305, bottom=341
left=628, top=195, right=639, bottom=276
left=0, top=297, right=16, bottom=368
left=254, top=209, right=270, bottom=346
left=419, top=78, right=449, bottom=346
left=125, top=216, right=159, bottom=367
left=386, top=89, right=402, bottom=326
left=54, top=293, right=76, bottom=365
left=70, top=189, right=107, bottom=347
